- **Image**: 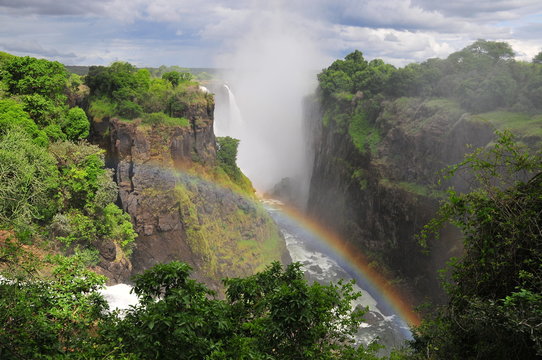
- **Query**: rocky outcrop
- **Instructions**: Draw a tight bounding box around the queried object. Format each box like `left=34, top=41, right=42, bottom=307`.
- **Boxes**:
left=92, top=95, right=287, bottom=290
left=307, top=97, right=498, bottom=302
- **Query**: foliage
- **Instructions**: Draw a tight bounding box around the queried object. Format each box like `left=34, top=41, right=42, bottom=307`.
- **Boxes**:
left=0, top=56, right=67, bottom=101
left=412, top=131, right=542, bottom=359
left=0, top=98, right=48, bottom=145
left=162, top=71, right=193, bottom=87
left=0, top=53, right=135, bottom=270
left=1, top=56, right=68, bottom=125
left=99, top=203, right=137, bottom=254
left=86, top=61, right=208, bottom=124
left=142, top=111, right=189, bottom=127
left=216, top=136, right=241, bottom=181
left=88, top=97, right=116, bottom=120
left=63, top=106, right=90, bottom=140
left=0, top=253, right=108, bottom=359
left=100, top=261, right=378, bottom=360
left=48, top=140, right=136, bottom=253
left=43, top=123, right=67, bottom=141
left=223, top=262, right=376, bottom=360
left=0, top=129, right=59, bottom=229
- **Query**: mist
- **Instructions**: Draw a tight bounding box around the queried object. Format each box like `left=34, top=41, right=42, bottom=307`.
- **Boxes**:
left=214, top=4, right=329, bottom=202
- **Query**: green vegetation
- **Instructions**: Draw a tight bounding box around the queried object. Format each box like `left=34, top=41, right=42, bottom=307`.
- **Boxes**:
left=0, top=251, right=109, bottom=359
left=315, top=42, right=542, bottom=358
left=168, top=179, right=283, bottom=277
left=217, top=136, right=241, bottom=180
left=85, top=61, right=210, bottom=125
left=0, top=129, right=58, bottom=228
left=63, top=106, right=90, bottom=140
left=142, top=111, right=190, bottom=127
left=349, top=110, right=381, bottom=154
left=408, top=132, right=542, bottom=359
left=1, top=249, right=381, bottom=359
left=317, top=40, right=542, bottom=155
left=0, top=53, right=135, bottom=264
left=472, top=111, right=542, bottom=138
left=378, top=178, right=444, bottom=199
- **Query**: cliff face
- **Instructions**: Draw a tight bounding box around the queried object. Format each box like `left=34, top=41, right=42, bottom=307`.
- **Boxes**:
left=307, top=97, right=499, bottom=301
left=92, top=93, right=287, bottom=290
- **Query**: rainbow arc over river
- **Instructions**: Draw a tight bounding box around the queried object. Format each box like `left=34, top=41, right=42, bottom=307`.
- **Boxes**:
left=144, top=164, right=421, bottom=327
left=274, top=203, right=421, bottom=327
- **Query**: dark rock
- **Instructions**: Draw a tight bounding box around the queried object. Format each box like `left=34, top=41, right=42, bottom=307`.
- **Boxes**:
left=90, top=94, right=287, bottom=289
left=305, top=97, right=502, bottom=304
left=96, top=240, right=116, bottom=261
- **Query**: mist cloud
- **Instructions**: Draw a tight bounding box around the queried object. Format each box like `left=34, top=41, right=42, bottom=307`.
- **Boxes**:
left=214, top=6, right=328, bottom=196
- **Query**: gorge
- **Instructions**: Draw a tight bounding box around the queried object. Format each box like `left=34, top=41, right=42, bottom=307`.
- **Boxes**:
left=1, top=37, right=542, bottom=358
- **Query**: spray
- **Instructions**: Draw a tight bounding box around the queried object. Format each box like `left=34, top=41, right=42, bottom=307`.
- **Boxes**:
left=214, top=3, right=329, bottom=206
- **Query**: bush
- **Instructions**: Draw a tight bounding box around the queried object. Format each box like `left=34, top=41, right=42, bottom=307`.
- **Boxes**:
left=88, top=97, right=116, bottom=120
left=0, top=98, right=48, bottom=145
left=0, top=129, right=59, bottom=228
left=63, top=107, right=90, bottom=140
left=117, top=100, right=142, bottom=119
left=142, top=112, right=189, bottom=127
left=216, top=136, right=241, bottom=180
left=413, top=132, right=542, bottom=359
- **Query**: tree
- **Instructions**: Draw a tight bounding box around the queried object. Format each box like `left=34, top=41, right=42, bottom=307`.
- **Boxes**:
left=0, top=56, right=69, bottom=125
left=0, top=253, right=108, bottom=359
left=533, top=51, right=542, bottom=64
left=102, top=261, right=232, bottom=359
left=0, top=98, right=48, bottom=145
left=217, top=136, right=241, bottom=180
left=63, top=106, right=90, bottom=140
left=224, top=262, right=377, bottom=360
left=0, top=129, right=59, bottom=229
left=413, top=131, right=542, bottom=359
left=463, top=39, right=515, bottom=62
left=1, top=56, right=67, bottom=101
left=102, top=261, right=378, bottom=360
left=162, top=71, right=182, bottom=87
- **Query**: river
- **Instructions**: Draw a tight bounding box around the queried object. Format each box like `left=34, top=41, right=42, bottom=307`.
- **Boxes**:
left=101, top=199, right=411, bottom=353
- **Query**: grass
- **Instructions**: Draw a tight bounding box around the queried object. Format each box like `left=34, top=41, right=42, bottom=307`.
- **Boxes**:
left=472, top=111, right=542, bottom=137
left=170, top=177, right=284, bottom=280
left=424, top=98, right=463, bottom=115
left=142, top=112, right=190, bottom=127
left=89, top=98, right=116, bottom=121
left=379, top=178, right=445, bottom=199
left=348, top=111, right=381, bottom=155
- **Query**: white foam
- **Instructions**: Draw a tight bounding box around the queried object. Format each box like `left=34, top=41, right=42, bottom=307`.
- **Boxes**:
left=99, top=283, right=139, bottom=311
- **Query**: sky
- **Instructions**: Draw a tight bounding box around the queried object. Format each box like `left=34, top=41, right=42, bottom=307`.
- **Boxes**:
left=1, top=0, right=541, bottom=68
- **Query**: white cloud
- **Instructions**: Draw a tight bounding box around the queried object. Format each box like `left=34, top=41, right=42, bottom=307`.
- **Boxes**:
left=0, top=0, right=539, bottom=67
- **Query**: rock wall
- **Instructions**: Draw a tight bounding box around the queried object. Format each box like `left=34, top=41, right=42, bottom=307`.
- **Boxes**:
left=306, top=97, right=497, bottom=302
left=92, top=93, right=287, bottom=290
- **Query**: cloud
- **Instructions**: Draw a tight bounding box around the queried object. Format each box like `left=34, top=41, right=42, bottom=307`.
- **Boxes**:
left=0, top=0, right=539, bottom=68
left=0, top=0, right=108, bottom=16
left=410, top=0, right=542, bottom=20
left=329, top=26, right=459, bottom=65
left=0, top=40, right=77, bottom=58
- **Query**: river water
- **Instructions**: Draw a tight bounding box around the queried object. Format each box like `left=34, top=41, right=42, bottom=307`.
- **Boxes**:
left=101, top=201, right=410, bottom=353
left=264, top=201, right=410, bottom=352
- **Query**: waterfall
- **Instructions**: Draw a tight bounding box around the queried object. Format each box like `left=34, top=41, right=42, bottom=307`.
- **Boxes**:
left=214, top=84, right=244, bottom=138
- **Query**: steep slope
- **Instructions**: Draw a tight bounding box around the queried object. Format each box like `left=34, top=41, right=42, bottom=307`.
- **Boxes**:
left=87, top=67, right=288, bottom=290
left=306, top=42, right=542, bottom=303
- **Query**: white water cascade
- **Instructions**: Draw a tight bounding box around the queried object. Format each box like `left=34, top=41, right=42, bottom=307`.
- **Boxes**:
left=214, top=84, right=244, bottom=138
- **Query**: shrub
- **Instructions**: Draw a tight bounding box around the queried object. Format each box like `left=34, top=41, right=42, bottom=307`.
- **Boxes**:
left=63, top=107, right=90, bottom=140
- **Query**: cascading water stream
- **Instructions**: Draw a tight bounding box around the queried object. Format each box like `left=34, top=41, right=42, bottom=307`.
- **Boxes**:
left=214, top=84, right=244, bottom=138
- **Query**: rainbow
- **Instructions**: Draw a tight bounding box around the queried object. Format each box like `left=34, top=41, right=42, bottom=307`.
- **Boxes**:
left=130, top=163, right=420, bottom=328
left=270, top=202, right=421, bottom=328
